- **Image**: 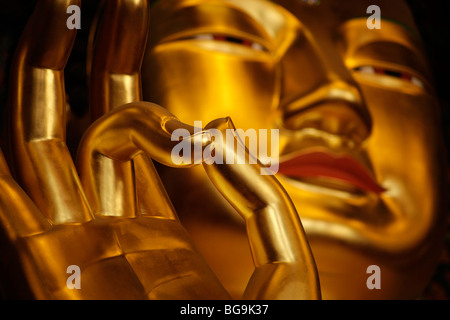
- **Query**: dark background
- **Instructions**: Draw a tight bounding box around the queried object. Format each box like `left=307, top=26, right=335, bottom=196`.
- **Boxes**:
left=0, top=0, right=448, bottom=299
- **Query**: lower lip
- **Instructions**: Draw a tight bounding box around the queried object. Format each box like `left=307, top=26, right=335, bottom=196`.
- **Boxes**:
left=278, top=153, right=385, bottom=195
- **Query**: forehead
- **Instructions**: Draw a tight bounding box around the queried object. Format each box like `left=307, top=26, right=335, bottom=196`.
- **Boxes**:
left=276, top=0, right=417, bottom=26
left=262, top=0, right=418, bottom=34
left=152, top=0, right=419, bottom=38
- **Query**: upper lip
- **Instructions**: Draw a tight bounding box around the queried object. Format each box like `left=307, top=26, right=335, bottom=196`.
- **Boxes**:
left=277, top=151, right=385, bottom=194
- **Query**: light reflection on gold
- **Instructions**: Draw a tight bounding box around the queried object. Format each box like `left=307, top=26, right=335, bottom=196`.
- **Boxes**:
left=142, top=0, right=447, bottom=299
left=0, top=0, right=320, bottom=299
left=0, top=0, right=446, bottom=300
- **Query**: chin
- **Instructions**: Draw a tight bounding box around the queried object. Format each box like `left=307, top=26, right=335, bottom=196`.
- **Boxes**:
left=306, top=234, right=441, bottom=299
left=280, top=178, right=444, bottom=299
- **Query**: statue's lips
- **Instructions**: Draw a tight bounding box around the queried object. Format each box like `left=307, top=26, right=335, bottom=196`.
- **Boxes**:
left=278, top=152, right=385, bottom=194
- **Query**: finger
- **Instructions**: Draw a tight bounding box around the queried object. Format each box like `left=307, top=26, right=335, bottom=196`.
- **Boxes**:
left=134, top=154, right=177, bottom=220
left=16, top=0, right=78, bottom=69
left=87, top=0, right=169, bottom=218
left=89, top=0, right=149, bottom=121
left=76, top=102, right=199, bottom=218
left=0, top=149, right=50, bottom=240
left=9, top=0, right=93, bottom=224
left=201, top=118, right=321, bottom=299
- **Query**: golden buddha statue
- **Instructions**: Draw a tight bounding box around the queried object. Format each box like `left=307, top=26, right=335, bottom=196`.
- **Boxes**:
left=141, top=0, right=447, bottom=299
left=0, top=0, right=446, bottom=300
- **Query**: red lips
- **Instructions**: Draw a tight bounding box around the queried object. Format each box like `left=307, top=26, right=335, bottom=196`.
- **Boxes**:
left=278, top=152, right=385, bottom=194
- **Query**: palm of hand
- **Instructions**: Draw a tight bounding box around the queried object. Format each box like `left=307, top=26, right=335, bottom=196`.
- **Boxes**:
left=6, top=215, right=228, bottom=299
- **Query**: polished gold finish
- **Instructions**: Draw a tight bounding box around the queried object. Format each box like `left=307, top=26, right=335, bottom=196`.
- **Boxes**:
left=142, top=0, right=447, bottom=299
left=9, top=0, right=91, bottom=225
left=1, top=0, right=446, bottom=300
left=0, top=0, right=320, bottom=299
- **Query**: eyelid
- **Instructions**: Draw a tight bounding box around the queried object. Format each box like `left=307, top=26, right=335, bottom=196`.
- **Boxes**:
left=173, top=33, right=269, bottom=52
left=352, top=65, right=428, bottom=90
left=149, top=3, right=275, bottom=50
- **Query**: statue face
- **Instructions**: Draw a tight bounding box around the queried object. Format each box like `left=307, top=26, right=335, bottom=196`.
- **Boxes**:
left=142, top=0, right=446, bottom=298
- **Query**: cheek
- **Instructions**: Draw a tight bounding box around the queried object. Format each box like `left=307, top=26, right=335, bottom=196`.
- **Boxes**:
left=141, top=44, right=278, bottom=130
left=361, top=83, right=445, bottom=220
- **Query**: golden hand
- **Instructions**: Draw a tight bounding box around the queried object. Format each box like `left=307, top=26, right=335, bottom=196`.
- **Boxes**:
left=1, top=0, right=320, bottom=299
left=4, top=0, right=230, bottom=299
left=0, top=145, right=230, bottom=299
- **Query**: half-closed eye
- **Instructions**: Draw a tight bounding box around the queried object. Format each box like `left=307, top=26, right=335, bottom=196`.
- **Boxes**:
left=178, top=33, right=268, bottom=52
left=353, top=65, right=425, bottom=89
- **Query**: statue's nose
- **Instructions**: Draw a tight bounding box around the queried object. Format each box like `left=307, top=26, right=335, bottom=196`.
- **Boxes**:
left=276, top=26, right=372, bottom=145
left=278, top=79, right=372, bottom=145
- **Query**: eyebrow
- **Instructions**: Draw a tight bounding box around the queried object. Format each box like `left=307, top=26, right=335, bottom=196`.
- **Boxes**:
left=345, top=15, right=421, bottom=40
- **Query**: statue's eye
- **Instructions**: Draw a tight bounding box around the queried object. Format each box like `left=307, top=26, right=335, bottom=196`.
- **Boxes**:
left=353, top=66, right=425, bottom=89
left=182, top=33, right=267, bottom=52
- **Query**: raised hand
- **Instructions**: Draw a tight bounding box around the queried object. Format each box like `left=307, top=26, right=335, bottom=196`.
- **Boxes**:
left=4, top=0, right=229, bottom=299
left=1, top=0, right=320, bottom=299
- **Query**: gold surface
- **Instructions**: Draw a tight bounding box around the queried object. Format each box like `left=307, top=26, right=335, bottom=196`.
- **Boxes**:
left=0, top=0, right=446, bottom=300
left=142, top=0, right=447, bottom=299
left=0, top=0, right=320, bottom=299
